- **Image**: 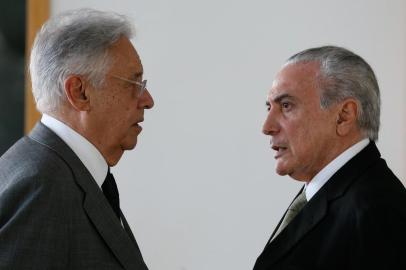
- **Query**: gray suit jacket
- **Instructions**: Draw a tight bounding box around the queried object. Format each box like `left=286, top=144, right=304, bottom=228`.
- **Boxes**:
left=0, top=123, right=148, bottom=270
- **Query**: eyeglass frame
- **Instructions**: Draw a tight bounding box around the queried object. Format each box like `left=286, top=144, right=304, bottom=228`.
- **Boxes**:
left=111, top=75, right=147, bottom=97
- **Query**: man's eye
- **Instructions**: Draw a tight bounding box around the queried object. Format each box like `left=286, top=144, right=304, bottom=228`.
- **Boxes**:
left=281, top=102, right=292, bottom=110
left=265, top=102, right=271, bottom=111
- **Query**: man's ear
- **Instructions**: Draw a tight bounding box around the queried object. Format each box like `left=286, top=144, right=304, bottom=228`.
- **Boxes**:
left=64, top=75, right=90, bottom=111
left=336, top=98, right=358, bottom=136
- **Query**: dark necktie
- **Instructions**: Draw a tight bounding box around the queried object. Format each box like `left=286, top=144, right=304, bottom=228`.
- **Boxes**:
left=102, top=168, right=121, bottom=220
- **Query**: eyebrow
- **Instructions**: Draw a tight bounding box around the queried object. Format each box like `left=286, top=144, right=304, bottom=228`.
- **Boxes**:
left=266, top=93, right=296, bottom=108
left=269, top=93, right=296, bottom=103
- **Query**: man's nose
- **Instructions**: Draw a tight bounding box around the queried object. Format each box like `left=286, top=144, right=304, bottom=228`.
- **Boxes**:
left=139, top=88, right=154, bottom=109
left=262, top=109, right=279, bottom=136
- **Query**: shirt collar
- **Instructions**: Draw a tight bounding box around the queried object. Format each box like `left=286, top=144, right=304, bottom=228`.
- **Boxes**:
left=305, top=138, right=370, bottom=201
left=41, top=114, right=108, bottom=188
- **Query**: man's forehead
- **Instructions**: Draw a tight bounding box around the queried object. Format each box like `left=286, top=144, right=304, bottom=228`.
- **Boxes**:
left=267, top=62, right=320, bottom=101
left=267, top=87, right=296, bottom=103
left=110, top=36, right=144, bottom=76
left=267, top=77, right=294, bottom=101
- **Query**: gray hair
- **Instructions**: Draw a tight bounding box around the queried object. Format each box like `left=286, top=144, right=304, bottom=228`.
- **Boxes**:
left=29, top=8, right=135, bottom=113
left=286, top=46, right=380, bottom=141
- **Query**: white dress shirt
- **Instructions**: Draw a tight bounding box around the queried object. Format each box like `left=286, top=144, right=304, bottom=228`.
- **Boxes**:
left=305, top=138, right=370, bottom=201
left=41, top=114, right=108, bottom=189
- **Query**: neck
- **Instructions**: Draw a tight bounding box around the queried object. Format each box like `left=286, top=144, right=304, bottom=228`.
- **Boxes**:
left=51, top=109, right=118, bottom=165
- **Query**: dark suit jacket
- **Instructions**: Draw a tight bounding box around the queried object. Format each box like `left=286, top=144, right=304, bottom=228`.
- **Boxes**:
left=0, top=123, right=148, bottom=269
left=254, top=142, right=406, bottom=270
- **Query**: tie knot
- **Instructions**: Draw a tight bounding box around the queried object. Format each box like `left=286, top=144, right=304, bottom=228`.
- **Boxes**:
left=288, top=190, right=307, bottom=212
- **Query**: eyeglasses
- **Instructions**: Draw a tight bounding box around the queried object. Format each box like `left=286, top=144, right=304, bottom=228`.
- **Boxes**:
left=111, top=75, right=147, bottom=97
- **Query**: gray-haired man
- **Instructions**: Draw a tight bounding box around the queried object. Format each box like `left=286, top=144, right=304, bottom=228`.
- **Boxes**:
left=254, top=46, right=406, bottom=269
left=0, top=9, right=153, bottom=269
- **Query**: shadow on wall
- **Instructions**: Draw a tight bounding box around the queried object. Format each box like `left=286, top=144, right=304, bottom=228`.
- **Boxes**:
left=0, top=0, right=25, bottom=155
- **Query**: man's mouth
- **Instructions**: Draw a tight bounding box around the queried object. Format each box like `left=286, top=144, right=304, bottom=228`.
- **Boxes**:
left=271, top=145, right=288, bottom=158
left=133, top=119, right=144, bottom=130
left=135, top=119, right=144, bottom=125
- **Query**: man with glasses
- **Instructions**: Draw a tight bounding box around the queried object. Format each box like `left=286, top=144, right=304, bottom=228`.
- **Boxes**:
left=0, top=9, right=153, bottom=269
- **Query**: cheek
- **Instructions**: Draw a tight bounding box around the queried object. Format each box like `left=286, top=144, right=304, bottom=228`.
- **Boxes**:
left=286, top=126, right=320, bottom=164
left=111, top=98, right=135, bottom=118
left=104, top=89, right=140, bottom=120
left=103, top=107, right=131, bottom=131
left=285, top=122, right=310, bottom=147
left=293, top=124, right=333, bottom=159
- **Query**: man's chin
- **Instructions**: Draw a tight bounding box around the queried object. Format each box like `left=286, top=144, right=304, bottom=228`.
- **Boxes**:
left=275, top=164, right=306, bottom=182
left=122, top=140, right=137, bottom=151
left=275, top=161, right=290, bottom=176
left=275, top=168, right=289, bottom=176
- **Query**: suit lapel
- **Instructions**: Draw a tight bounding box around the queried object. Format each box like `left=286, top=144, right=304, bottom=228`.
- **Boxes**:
left=29, top=123, right=148, bottom=270
left=83, top=192, right=147, bottom=269
left=266, top=186, right=305, bottom=244
left=121, top=211, right=138, bottom=245
left=259, top=188, right=328, bottom=267
left=256, top=142, right=382, bottom=268
left=121, top=211, right=145, bottom=258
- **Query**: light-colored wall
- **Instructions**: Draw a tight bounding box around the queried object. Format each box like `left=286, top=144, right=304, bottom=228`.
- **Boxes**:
left=52, top=1, right=406, bottom=269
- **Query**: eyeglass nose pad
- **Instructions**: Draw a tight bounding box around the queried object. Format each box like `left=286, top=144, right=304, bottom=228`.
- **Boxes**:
left=137, top=80, right=147, bottom=98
